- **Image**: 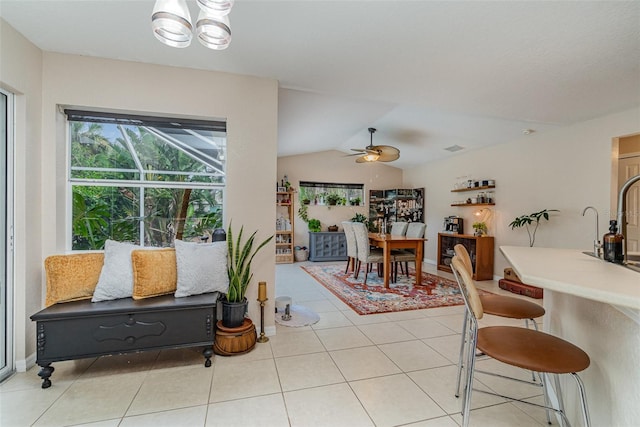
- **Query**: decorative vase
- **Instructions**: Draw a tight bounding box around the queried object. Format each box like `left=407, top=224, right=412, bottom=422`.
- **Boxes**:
left=221, top=298, right=248, bottom=328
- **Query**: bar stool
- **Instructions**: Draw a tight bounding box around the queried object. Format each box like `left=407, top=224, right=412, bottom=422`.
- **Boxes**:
left=453, top=244, right=546, bottom=397
left=450, top=256, right=591, bottom=427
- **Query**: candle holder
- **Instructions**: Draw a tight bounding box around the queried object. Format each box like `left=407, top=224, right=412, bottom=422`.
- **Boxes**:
left=256, top=298, right=269, bottom=343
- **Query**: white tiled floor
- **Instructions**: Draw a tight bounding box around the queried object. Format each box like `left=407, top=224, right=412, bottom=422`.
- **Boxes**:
left=0, top=262, right=550, bottom=427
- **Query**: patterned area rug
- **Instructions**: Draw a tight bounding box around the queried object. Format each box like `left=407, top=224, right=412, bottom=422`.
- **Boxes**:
left=302, top=263, right=481, bottom=315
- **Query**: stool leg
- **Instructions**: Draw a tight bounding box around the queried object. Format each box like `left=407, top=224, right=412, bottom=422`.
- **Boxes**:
left=461, top=327, right=477, bottom=427
left=571, top=373, right=591, bottom=427
left=455, top=310, right=469, bottom=398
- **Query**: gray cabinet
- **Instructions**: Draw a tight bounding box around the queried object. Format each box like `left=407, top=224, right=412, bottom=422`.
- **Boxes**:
left=309, top=232, right=347, bottom=261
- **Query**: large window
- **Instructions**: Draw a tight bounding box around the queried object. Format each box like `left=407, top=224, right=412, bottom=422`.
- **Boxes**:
left=299, top=181, right=364, bottom=206
left=67, top=110, right=225, bottom=250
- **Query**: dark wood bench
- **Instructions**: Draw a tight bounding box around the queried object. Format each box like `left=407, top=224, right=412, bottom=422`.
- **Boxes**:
left=30, top=292, right=218, bottom=388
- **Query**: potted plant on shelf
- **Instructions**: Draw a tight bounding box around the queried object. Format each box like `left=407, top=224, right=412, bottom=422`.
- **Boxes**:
left=326, top=193, right=341, bottom=206
left=472, top=221, right=487, bottom=236
left=349, top=197, right=362, bottom=206
left=509, top=209, right=559, bottom=247
left=222, top=222, right=273, bottom=328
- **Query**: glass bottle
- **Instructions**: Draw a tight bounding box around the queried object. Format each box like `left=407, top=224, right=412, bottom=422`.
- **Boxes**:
left=603, top=220, right=624, bottom=264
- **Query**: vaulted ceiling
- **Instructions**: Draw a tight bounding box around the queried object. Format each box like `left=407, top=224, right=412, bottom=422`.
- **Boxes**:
left=1, top=1, right=639, bottom=169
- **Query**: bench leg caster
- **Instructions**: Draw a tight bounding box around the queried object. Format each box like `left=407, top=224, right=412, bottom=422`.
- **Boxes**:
left=203, top=347, right=213, bottom=367
left=38, top=363, right=55, bottom=389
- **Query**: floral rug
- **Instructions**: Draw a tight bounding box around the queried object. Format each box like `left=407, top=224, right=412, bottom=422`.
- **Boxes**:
left=302, top=263, right=482, bottom=315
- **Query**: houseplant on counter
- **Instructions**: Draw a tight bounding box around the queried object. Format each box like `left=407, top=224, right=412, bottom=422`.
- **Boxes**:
left=509, top=209, right=559, bottom=247
left=222, top=222, right=273, bottom=328
left=472, top=221, right=487, bottom=236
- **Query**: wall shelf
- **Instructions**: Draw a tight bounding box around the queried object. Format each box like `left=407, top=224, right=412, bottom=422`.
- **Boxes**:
left=451, top=185, right=495, bottom=193
left=451, top=203, right=495, bottom=207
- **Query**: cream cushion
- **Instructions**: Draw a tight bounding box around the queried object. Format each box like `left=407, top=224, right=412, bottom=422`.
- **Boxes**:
left=91, top=240, right=140, bottom=302
left=174, top=239, right=229, bottom=297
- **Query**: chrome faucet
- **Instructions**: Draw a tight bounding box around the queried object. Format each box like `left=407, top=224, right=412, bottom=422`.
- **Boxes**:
left=616, top=174, right=640, bottom=264
left=582, top=206, right=601, bottom=258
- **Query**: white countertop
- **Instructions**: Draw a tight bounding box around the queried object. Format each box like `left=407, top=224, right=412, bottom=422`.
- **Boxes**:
left=500, top=246, right=640, bottom=310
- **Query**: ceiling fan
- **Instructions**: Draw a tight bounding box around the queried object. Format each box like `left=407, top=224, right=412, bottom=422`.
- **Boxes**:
left=349, top=127, right=400, bottom=163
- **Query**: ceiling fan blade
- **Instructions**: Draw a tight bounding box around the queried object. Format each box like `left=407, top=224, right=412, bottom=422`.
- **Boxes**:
left=355, top=156, right=369, bottom=163
left=350, top=148, right=366, bottom=152
left=371, top=145, right=400, bottom=162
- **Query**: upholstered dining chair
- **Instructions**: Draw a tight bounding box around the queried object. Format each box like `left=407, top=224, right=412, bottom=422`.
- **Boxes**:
left=392, top=222, right=426, bottom=281
left=390, top=221, right=408, bottom=236
left=452, top=243, right=546, bottom=397
left=450, top=256, right=591, bottom=427
left=341, top=221, right=358, bottom=276
left=352, top=222, right=384, bottom=285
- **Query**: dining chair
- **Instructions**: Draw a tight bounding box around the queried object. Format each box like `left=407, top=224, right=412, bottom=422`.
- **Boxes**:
left=452, top=243, right=546, bottom=397
left=352, top=222, right=384, bottom=285
left=392, top=222, right=426, bottom=281
left=341, top=221, right=358, bottom=276
left=390, top=221, right=408, bottom=236
left=450, top=256, right=591, bottom=427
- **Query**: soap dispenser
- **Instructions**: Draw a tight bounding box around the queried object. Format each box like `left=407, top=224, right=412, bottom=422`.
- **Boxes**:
left=603, top=220, right=624, bottom=264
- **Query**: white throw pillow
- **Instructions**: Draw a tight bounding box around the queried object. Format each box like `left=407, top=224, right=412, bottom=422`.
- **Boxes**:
left=174, top=239, right=229, bottom=298
left=91, top=240, right=140, bottom=302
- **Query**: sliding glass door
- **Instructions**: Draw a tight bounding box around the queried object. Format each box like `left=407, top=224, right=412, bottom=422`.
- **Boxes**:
left=0, top=89, right=14, bottom=382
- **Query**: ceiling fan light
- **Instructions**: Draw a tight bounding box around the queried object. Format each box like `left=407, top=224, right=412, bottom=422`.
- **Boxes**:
left=151, top=0, right=193, bottom=48
left=196, top=10, right=231, bottom=50
left=197, top=0, right=234, bottom=16
left=363, top=153, right=380, bottom=162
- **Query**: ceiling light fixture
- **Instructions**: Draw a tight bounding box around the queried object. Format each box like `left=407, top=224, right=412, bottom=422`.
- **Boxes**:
left=363, top=152, right=380, bottom=162
left=152, top=0, right=233, bottom=50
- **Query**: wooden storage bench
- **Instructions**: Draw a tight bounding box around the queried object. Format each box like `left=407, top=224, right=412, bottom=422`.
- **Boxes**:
left=31, top=292, right=218, bottom=388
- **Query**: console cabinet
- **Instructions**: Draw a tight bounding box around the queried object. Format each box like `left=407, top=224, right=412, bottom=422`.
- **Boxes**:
left=437, top=233, right=494, bottom=280
left=308, top=232, right=347, bottom=261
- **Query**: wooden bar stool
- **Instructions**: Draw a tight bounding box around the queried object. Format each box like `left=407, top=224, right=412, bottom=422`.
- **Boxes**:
left=451, top=256, right=591, bottom=427
left=453, top=244, right=546, bottom=398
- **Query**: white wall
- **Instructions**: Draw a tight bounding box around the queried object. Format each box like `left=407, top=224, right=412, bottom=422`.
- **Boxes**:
left=404, top=107, right=640, bottom=426
left=278, top=150, right=403, bottom=247
left=0, top=19, right=43, bottom=368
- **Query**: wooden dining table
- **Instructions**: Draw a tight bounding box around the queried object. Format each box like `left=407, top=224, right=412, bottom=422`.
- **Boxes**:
left=368, top=233, right=427, bottom=288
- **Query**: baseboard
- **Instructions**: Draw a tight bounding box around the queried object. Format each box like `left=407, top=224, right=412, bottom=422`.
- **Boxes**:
left=15, top=351, right=36, bottom=373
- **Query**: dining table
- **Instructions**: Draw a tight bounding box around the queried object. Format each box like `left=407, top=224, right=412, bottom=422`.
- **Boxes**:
left=368, top=232, right=427, bottom=288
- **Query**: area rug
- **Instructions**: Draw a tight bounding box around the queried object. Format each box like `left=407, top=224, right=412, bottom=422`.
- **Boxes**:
left=302, top=263, right=484, bottom=315
left=275, top=305, right=321, bottom=327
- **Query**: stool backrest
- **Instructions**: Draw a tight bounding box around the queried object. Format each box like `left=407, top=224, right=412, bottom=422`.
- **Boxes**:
left=341, top=221, right=358, bottom=258
left=452, top=256, right=484, bottom=320
left=454, top=244, right=473, bottom=275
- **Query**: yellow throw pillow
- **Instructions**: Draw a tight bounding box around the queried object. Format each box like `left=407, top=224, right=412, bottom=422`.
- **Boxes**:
left=131, top=248, right=177, bottom=300
left=44, top=253, right=105, bottom=307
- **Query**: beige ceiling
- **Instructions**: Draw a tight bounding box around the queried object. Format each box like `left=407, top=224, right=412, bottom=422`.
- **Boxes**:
left=1, top=0, right=639, bottom=169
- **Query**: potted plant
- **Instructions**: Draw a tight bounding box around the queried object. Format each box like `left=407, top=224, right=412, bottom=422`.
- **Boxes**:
left=302, top=197, right=311, bottom=205
left=307, top=218, right=321, bottom=232
left=326, top=193, right=341, bottom=206
left=509, top=209, right=559, bottom=247
left=222, top=222, right=273, bottom=328
left=350, top=197, right=361, bottom=206
left=472, top=221, right=487, bottom=236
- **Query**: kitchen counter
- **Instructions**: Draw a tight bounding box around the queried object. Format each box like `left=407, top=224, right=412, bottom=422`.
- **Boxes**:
left=500, top=246, right=640, bottom=310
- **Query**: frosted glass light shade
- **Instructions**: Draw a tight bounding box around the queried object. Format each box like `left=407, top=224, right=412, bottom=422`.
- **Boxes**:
left=196, top=11, right=231, bottom=50
left=151, top=0, right=193, bottom=48
left=363, top=153, right=380, bottom=162
left=197, top=0, right=234, bottom=17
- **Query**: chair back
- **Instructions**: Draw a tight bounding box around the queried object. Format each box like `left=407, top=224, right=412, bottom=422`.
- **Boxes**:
left=451, top=256, right=483, bottom=320
left=341, top=221, right=358, bottom=258
left=454, top=244, right=473, bottom=275
left=406, top=222, right=426, bottom=238
left=390, top=222, right=408, bottom=236
left=352, top=222, right=371, bottom=262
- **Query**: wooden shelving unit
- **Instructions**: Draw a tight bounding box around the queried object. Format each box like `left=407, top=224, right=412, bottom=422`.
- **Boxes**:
left=275, top=191, right=294, bottom=264
left=437, top=233, right=494, bottom=280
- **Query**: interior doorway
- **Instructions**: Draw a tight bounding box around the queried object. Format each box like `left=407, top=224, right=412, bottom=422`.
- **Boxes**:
left=616, top=134, right=640, bottom=253
left=0, top=88, right=14, bottom=382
